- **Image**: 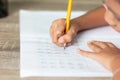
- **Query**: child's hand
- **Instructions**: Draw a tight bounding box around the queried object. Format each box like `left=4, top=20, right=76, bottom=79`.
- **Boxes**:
left=77, top=41, right=120, bottom=71
left=50, top=18, right=79, bottom=46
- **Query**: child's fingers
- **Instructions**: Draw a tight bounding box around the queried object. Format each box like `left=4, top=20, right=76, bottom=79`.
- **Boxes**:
left=55, top=42, right=65, bottom=47
left=58, top=35, right=72, bottom=44
left=55, top=40, right=72, bottom=47
left=77, top=49, right=96, bottom=59
left=53, top=30, right=64, bottom=43
left=50, top=19, right=66, bottom=43
left=53, top=24, right=65, bottom=42
left=88, top=42, right=102, bottom=52
left=107, top=42, right=117, bottom=48
left=91, top=41, right=109, bottom=48
left=92, top=41, right=117, bottom=48
left=58, top=29, right=76, bottom=44
left=50, top=27, right=54, bottom=41
left=50, top=26, right=58, bottom=43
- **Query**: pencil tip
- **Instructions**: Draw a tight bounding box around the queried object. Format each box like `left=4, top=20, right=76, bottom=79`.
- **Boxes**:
left=64, top=43, right=66, bottom=50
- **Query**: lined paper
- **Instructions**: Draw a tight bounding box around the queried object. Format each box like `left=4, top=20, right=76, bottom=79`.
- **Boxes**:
left=20, top=10, right=120, bottom=77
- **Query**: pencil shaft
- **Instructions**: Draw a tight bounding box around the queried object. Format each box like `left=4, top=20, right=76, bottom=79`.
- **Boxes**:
left=66, top=0, right=72, bottom=33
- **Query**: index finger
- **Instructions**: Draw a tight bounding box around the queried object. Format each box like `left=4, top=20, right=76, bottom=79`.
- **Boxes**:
left=50, top=19, right=66, bottom=43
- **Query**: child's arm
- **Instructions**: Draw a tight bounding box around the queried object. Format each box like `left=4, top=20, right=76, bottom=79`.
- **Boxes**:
left=50, top=6, right=108, bottom=46
left=71, top=6, right=108, bottom=31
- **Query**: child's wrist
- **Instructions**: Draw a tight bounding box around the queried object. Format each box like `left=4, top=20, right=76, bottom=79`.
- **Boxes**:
left=113, top=67, right=120, bottom=80
left=70, top=20, right=80, bottom=33
left=71, top=18, right=84, bottom=33
left=110, top=55, right=120, bottom=73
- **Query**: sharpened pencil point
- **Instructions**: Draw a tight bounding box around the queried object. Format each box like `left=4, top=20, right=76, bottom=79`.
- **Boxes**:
left=64, top=43, right=66, bottom=50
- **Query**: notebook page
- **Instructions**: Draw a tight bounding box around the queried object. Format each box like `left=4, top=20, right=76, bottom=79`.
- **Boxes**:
left=20, top=10, right=120, bottom=77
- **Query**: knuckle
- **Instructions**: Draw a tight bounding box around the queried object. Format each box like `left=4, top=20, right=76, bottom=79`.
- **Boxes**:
left=66, top=36, right=72, bottom=42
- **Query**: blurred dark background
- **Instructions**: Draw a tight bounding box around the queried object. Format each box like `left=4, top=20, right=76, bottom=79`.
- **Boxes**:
left=0, top=0, right=8, bottom=18
left=0, top=0, right=102, bottom=22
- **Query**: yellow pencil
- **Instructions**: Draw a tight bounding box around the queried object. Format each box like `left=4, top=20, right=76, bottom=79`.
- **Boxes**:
left=66, top=0, right=72, bottom=33
left=64, top=0, right=72, bottom=49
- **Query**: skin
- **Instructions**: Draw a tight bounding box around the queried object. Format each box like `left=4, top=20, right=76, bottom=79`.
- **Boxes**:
left=50, top=0, right=120, bottom=79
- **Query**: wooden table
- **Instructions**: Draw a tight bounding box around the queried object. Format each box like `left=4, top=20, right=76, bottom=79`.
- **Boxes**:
left=0, top=0, right=112, bottom=80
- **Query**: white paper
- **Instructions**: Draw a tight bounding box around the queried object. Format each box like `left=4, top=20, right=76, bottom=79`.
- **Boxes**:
left=20, top=10, right=120, bottom=77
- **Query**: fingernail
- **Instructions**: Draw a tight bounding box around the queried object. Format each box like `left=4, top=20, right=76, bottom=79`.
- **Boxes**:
left=58, top=37, right=64, bottom=43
